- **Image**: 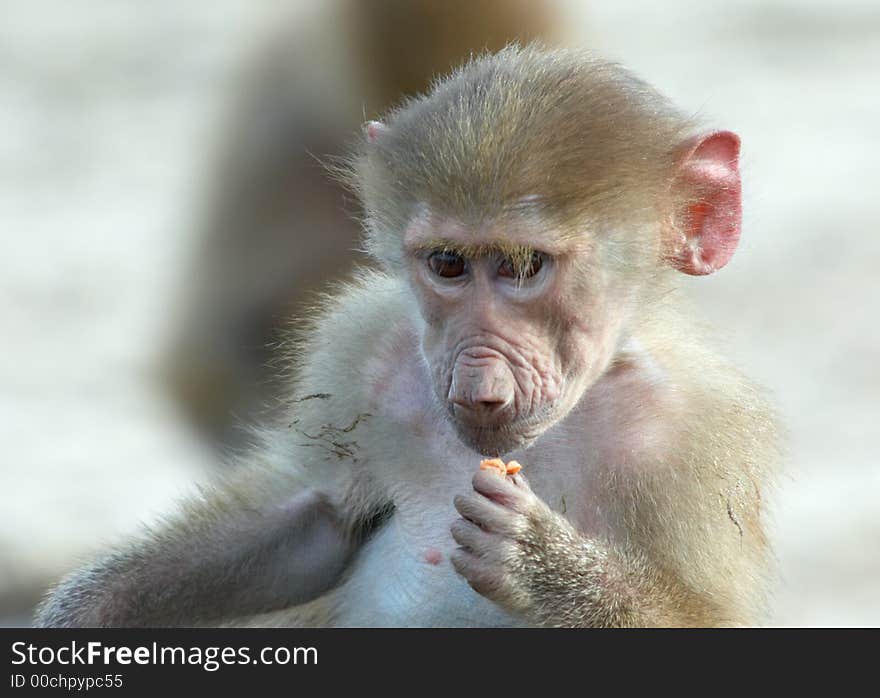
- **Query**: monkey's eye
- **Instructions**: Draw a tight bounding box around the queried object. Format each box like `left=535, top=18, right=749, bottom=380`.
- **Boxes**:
left=428, top=250, right=467, bottom=278
left=498, top=252, right=544, bottom=280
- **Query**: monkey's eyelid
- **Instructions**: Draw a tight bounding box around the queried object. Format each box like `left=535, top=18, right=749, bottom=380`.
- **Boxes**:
left=498, top=251, right=547, bottom=282
left=427, top=249, right=468, bottom=279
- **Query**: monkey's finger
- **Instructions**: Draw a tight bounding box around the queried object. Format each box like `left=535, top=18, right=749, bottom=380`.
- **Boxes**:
left=450, top=549, right=504, bottom=599
left=454, top=494, right=525, bottom=536
left=451, top=518, right=504, bottom=557
left=472, top=470, right=532, bottom=513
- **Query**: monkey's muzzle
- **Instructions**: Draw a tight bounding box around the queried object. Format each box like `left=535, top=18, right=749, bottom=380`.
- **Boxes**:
left=448, top=355, right=516, bottom=425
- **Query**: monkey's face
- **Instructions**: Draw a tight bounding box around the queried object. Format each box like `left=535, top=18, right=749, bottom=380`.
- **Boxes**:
left=405, top=214, right=628, bottom=456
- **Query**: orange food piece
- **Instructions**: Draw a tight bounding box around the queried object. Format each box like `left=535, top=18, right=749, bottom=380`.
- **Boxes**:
left=479, top=458, right=507, bottom=475
left=479, top=458, right=522, bottom=476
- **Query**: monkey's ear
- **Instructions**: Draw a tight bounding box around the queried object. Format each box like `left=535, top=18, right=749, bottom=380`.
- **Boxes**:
left=669, top=131, right=742, bottom=276
left=364, top=120, right=388, bottom=143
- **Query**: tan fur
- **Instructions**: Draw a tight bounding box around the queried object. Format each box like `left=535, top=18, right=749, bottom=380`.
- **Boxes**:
left=342, top=46, right=695, bottom=274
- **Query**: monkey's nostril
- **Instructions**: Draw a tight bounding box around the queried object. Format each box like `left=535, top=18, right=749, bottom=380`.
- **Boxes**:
left=452, top=396, right=512, bottom=421
left=474, top=398, right=508, bottom=413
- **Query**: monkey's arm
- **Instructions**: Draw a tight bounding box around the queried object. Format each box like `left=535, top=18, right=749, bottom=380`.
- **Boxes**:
left=34, top=483, right=363, bottom=628
left=451, top=471, right=722, bottom=628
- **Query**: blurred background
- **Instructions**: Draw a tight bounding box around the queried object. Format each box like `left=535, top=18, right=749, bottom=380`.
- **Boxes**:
left=1, top=0, right=877, bottom=626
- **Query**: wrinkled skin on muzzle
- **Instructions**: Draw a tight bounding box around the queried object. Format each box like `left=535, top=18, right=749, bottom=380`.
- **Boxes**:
left=448, top=350, right=516, bottom=420
left=434, top=335, right=566, bottom=456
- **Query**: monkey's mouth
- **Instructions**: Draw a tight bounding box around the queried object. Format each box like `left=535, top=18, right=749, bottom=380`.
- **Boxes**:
left=449, top=409, right=554, bottom=456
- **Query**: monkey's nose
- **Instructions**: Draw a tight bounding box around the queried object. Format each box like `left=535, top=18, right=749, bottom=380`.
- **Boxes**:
left=449, top=360, right=515, bottom=421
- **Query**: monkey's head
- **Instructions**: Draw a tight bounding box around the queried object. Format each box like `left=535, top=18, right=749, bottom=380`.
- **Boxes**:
left=347, top=46, right=742, bottom=455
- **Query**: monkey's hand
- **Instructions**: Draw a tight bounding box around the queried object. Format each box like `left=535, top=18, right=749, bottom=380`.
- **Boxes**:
left=450, top=470, right=623, bottom=627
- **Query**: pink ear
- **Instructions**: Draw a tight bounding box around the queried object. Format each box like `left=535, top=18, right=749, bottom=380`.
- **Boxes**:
left=671, top=131, right=742, bottom=276
left=364, top=120, right=387, bottom=143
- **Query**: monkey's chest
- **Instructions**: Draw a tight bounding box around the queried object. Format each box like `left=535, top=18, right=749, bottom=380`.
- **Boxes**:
left=333, top=510, right=522, bottom=628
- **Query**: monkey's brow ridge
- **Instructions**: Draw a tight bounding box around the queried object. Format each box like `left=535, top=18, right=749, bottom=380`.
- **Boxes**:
left=414, top=239, right=536, bottom=262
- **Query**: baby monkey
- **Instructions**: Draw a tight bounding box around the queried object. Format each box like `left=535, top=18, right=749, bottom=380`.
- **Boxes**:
left=36, top=46, right=778, bottom=628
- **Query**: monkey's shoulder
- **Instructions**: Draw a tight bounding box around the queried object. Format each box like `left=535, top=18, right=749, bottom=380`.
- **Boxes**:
left=578, top=336, right=779, bottom=482
left=293, top=269, right=418, bottom=392
left=282, top=269, right=437, bottom=455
